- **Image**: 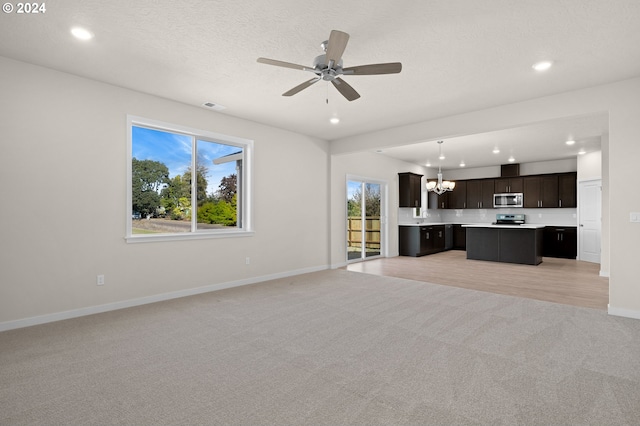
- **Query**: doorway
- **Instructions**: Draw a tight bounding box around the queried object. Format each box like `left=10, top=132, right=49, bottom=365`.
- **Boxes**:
left=347, top=178, right=386, bottom=262
left=578, top=179, right=602, bottom=263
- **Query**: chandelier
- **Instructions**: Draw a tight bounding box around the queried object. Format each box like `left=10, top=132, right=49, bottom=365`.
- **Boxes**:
left=426, top=141, right=455, bottom=195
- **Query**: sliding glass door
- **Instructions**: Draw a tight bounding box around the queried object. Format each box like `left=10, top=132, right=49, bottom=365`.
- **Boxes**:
left=347, top=178, right=384, bottom=262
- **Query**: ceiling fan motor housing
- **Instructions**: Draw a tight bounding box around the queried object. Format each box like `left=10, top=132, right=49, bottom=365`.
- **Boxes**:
left=313, top=55, right=343, bottom=80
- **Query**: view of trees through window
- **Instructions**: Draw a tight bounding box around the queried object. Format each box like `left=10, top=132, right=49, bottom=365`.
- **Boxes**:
left=131, top=125, right=243, bottom=234
left=347, top=181, right=382, bottom=260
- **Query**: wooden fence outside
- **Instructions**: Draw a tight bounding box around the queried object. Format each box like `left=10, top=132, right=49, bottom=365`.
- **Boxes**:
left=347, top=216, right=381, bottom=251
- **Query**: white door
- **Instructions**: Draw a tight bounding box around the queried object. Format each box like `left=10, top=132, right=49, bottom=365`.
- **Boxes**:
left=578, top=179, right=601, bottom=263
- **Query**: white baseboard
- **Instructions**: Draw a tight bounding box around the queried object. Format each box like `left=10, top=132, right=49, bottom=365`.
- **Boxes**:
left=0, top=264, right=329, bottom=332
left=608, top=305, right=640, bottom=320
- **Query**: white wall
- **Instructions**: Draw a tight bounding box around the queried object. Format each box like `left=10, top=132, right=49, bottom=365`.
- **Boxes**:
left=331, top=77, right=640, bottom=319
left=0, top=57, right=330, bottom=328
left=577, top=150, right=602, bottom=180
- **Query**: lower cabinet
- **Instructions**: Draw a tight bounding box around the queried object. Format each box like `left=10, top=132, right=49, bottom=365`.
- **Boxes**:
left=453, top=224, right=466, bottom=250
left=399, top=225, right=446, bottom=257
left=543, top=226, right=577, bottom=259
left=466, top=227, right=543, bottom=265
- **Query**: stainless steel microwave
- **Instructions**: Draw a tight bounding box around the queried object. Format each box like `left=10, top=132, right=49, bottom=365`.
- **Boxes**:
left=493, top=193, right=523, bottom=208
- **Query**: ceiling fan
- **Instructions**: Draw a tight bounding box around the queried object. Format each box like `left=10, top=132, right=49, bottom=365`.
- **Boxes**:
left=257, top=30, right=402, bottom=101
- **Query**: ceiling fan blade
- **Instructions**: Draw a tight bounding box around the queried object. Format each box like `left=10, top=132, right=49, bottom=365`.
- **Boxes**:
left=342, top=62, right=403, bottom=75
left=257, top=57, right=312, bottom=71
left=325, top=30, right=350, bottom=68
left=331, top=77, right=360, bottom=101
left=282, top=78, right=321, bottom=96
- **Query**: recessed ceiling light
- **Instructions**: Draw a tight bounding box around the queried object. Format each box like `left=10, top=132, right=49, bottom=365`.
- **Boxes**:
left=330, top=117, right=340, bottom=125
left=532, top=61, right=553, bottom=71
left=492, top=148, right=500, bottom=154
left=578, top=150, right=586, bottom=155
left=566, top=139, right=575, bottom=145
left=426, top=162, right=431, bottom=167
left=508, top=156, right=515, bottom=162
left=438, top=154, right=445, bottom=160
left=459, top=162, right=466, bottom=167
left=71, top=27, right=94, bottom=41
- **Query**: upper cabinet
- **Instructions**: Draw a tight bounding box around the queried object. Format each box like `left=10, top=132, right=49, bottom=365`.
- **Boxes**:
left=523, top=172, right=576, bottom=208
left=466, top=179, right=494, bottom=209
left=523, top=175, right=558, bottom=208
left=494, top=177, right=523, bottom=193
left=398, top=172, right=423, bottom=208
left=448, top=180, right=467, bottom=209
left=413, top=171, right=576, bottom=210
left=558, top=172, right=577, bottom=208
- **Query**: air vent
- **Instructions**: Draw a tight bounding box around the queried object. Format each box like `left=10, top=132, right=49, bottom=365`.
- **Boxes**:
left=202, top=102, right=226, bottom=111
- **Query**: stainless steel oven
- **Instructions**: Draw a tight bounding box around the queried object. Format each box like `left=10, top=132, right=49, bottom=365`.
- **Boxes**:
left=493, top=193, right=523, bottom=208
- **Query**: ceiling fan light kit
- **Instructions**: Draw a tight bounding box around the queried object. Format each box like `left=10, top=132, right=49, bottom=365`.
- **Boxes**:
left=257, top=30, right=402, bottom=101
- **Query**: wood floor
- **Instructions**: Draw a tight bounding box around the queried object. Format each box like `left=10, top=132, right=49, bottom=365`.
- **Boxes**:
left=346, top=250, right=609, bottom=310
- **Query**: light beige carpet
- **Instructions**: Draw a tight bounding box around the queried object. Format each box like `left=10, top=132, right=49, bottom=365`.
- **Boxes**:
left=1, top=269, right=639, bottom=425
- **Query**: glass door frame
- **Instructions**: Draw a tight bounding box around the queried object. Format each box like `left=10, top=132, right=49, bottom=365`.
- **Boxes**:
left=346, top=175, right=387, bottom=263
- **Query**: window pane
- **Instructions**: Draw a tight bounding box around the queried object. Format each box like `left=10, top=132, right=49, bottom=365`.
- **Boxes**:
left=364, top=183, right=381, bottom=258
left=195, top=140, right=242, bottom=231
left=347, top=181, right=363, bottom=260
left=131, top=126, right=192, bottom=234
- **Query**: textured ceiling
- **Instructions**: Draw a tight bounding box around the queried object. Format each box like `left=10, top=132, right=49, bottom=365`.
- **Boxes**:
left=1, top=0, right=639, bottom=166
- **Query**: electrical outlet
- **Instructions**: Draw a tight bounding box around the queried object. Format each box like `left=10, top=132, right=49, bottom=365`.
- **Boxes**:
left=245, top=257, right=250, bottom=265
left=97, top=275, right=105, bottom=285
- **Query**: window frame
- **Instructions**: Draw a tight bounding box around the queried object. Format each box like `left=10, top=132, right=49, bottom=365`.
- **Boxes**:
left=126, top=115, right=253, bottom=243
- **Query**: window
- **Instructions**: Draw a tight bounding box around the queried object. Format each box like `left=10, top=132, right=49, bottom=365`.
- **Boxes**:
left=126, top=116, right=252, bottom=242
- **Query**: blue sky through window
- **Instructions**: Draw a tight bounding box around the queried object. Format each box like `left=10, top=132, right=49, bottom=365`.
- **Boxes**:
left=132, top=126, right=240, bottom=197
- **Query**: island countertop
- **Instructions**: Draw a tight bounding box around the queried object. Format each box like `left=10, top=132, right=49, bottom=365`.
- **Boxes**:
left=462, top=223, right=547, bottom=229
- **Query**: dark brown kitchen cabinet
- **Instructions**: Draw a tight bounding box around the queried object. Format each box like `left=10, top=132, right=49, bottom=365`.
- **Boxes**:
left=494, top=177, right=523, bottom=194
left=433, top=225, right=446, bottom=251
left=523, top=175, right=558, bottom=208
left=466, top=179, right=495, bottom=209
left=398, top=172, right=423, bottom=208
left=453, top=224, right=466, bottom=250
left=543, top=226, right=577, bottom=259
left=558, top=172, right=577, bottom=208
left=448, top=181, right=467, bottom=209
left=428, top=191, right=449, bottom=209
left=399, top=225, right=446, bottom=256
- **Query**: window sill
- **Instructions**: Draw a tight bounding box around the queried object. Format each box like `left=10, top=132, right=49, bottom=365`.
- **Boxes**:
left=125, top=230, right=255, bottom=244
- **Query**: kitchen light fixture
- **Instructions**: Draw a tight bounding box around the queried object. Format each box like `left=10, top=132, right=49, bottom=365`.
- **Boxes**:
left=459, top=161, right=466, bottom=167
left=508, top=156, right=516, bottom=162
left=426, top=141, right=455, bottom=195
left=492, top=148, right=500, bottom=154
left=330, top=117, right=340, bottom=124
left=566, top=139, right=575, bottom=145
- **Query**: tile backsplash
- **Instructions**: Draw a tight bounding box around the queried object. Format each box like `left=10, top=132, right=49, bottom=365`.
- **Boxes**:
left=398, top=207, right=577, bottom=226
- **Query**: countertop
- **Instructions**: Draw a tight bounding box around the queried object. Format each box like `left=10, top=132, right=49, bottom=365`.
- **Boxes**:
left=462, top=223, right=547, bottom=229
left=399, top=223, right=450, bottom=226
left=399, top=223, right=553, bottom=228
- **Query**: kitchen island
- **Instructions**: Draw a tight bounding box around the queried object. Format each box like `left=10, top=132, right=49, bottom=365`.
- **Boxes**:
left=463, top=224, right=545, bottom=265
